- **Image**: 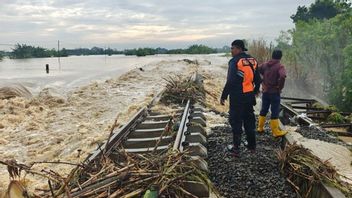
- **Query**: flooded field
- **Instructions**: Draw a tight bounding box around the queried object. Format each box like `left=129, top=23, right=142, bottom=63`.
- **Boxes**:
left=0, top=54, right=228, bottom=94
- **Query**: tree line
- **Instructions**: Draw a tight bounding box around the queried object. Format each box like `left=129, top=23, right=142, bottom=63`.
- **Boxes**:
left=0, top=51, right=10, bottom=60
left=2, top=44, right=228, bottom=60
left=276, top=0, right=352, bottom=111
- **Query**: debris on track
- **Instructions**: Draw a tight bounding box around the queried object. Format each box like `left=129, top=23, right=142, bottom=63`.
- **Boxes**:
left=1, top=147, right=217, bottom=197
left=161, top=75, right=205, bottom=105
left=277, top=143, right=352, bottom=197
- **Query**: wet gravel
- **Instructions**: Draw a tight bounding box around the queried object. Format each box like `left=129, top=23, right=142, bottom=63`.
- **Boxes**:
left=208, top=126, right=296, bottom=198
left=295, top=126, right=349, bottom=147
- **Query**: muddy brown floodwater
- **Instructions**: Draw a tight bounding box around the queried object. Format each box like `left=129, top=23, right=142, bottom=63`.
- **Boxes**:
left=0, top=58, right=221, bottom=194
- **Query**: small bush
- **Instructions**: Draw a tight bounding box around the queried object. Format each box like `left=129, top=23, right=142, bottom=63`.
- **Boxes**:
left=327, top=112, right=346, bottom=124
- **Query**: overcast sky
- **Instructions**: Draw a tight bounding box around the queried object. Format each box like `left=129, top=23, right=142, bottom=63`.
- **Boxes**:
left=0, top=0, right=314, bottom=50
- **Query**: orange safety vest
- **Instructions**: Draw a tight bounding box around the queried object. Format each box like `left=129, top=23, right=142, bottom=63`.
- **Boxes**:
left=236, top=58, right=258, bottom=93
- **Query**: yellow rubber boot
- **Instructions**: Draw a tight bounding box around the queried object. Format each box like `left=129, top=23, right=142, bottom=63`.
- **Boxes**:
left=270, top=119, right=287, bottom=137
left=257, top=116, right=266, bottom=133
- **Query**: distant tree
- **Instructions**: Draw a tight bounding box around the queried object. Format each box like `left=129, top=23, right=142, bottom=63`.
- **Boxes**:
left=167, top=49, right=186, bottom=54
left=0, top=50, right=5, bottom=60
left=135, top=48, right=146, bottom=57
left=0, top=51, right=11, bottom=59
left=8, top=44, right=220, bottom=58
left=124, top=49, right=135, bottom=56
left=64, top=47, right=122, bottom=56
left=124, top=48, right=158, bottom=56
left=280, top=4, right=352, bottom=111
left=91, top=47, right=104, bottom=55
left=105, top=48, right=114, bottom=56
left=156, top=47, right=168, bottom=54
left=185, top=45, right=216, bottom=54
left=215, top=46, right=231, bottom=53
left=291, top=6, right=311, bottom=22
left=59, top=48, right=69, bottom=57
left=291, top=0, right=351, bottom=23
left=11, top=44, right=53, bottom=59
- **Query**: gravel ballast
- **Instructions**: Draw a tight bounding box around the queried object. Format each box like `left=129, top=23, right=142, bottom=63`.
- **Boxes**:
left=208, top=126, right=296, bottom=198
left=295, top=126, right=348, bottom=146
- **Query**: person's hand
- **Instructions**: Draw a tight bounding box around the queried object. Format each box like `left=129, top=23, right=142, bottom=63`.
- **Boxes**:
left=220, top=99, right=225, bottom=106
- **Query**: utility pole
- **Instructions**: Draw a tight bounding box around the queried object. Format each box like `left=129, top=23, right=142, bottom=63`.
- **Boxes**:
left=58, top=40, right=61, bottom=71
left=104, top=45, right=107, bottom=65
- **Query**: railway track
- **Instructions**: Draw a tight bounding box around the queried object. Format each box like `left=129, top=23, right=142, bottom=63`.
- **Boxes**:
left=0, top=72, right=212, bottom=197
left=5, top=77, right=350, bottom=197
left=280, top=96, right=352, bottom=143
left=75, top=73, right=210, bottom=197
left=279, top=96, right=351, bottom=198
left=77, top=95, right=349, bottom=197
left=70, top=94, right=350, bottom=198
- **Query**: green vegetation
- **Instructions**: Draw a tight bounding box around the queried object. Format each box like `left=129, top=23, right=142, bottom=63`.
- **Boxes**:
left=291, top=0, right=350, bottom=22
left=10, top=44, right=67, bottom=59
left=125, top=45, right=217, bottom=56
left=347, top=114, right=352, bottom=122
left=65, top=47, right=123, bottom=56
left=124, top=48, right=160, bottom=56
left=183, top=44, right=217, bottom=54
left=7, top=44, right=223, bottom=58
left=327, top=112, right=346, bottom=124
left=215, top=46, right=231, bottom=53
left=277, top=0, right=352, bottom=111
left=325, top=105, right=339, bottom=112
left=312, top=102, right=325, bottom=109
left=10, top=45, right=122, bottom=57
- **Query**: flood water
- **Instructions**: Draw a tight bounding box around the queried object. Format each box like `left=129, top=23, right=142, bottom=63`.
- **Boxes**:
left=0, top=54, right=208, bottom=94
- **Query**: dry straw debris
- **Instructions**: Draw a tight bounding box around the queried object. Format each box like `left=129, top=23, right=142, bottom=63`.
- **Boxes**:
left=160, top=75, right=205, bottom=105
left=277, top=143, right=352, bottom=197
left=1, top=147, right=218, bottom=198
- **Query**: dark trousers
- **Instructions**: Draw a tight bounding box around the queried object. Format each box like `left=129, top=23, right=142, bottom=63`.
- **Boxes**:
left=229, top=102, right=256, bottom=150
left=260, top=92, right=281, bottom=119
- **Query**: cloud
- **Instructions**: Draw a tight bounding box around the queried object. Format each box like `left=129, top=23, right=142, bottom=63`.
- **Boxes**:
left=0, top=0, right=315, bottom=50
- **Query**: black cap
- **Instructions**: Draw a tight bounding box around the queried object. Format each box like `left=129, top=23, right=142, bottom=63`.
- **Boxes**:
left=231, top=40, right=248, bottom=51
